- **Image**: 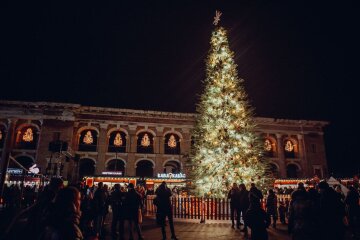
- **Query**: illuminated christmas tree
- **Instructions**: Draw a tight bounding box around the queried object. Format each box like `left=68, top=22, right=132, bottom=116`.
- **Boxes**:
left=191, top=11, right=270, bottom=198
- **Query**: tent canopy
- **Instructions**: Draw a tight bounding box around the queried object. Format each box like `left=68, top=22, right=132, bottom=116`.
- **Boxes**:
left=327, top=176, right=349, bottom=196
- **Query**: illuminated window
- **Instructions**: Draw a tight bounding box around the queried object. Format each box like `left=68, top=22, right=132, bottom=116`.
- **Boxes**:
left=264, top=139, right=272, bottom=151
left=284, top=139, right=296, bottom=158
left=22, top=128, right=34, bottom=142
left=164, top=133, right=180, bottom=155
left=168, top=135, right=177, bottom=148
left=83, top=131, right=93, bottom=145
left=137, top=132, right=154, bottom=153
left=114, top=133, right=123, bottom=146
left=284, top=140, right=294, bottom=152
left=15, top=127, right=38, bottom=149
left=78, top=130, right=97, bottom=152
left=108, top=131, right=126, bottom=153
left=141, top=134, right=151, bottom=147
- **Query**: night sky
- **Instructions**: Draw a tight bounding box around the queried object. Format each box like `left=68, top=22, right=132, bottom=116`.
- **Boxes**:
left=1, top=1, right=359, bottom=177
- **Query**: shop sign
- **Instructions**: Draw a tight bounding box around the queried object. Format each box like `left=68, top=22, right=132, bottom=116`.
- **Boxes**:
left=7, top=168, right=23, bottom=175
left=157, top=173, right=186, bottom=179
left=101, top=171, right=123, bottom=176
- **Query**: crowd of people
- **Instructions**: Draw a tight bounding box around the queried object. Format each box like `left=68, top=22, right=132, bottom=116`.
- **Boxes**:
left=1, top=184, right=40, bottom=209
left=227, top=181, right=360, bottom=240
left=1, top=178, right=359, bottom=240
left=1, top=179, right=178, bottom=240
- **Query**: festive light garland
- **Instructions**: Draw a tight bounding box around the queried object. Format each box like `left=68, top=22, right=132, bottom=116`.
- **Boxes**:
left=22, top=128, right=34, bottom=142
left=113, top=133, right=123, bottom=146
left=83, top=130, right=94, bottom=144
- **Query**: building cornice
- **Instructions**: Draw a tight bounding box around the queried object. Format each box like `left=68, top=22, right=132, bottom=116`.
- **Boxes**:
left=0, top=100, right=329, bottom=130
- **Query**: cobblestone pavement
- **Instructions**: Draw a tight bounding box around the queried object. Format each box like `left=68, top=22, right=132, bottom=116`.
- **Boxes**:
left=105, top=217, right=292, bottom=240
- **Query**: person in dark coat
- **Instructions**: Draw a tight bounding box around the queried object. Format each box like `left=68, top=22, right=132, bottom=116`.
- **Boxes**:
left=278, top=201, right=286, bottom=224
left=155, top=181, right=178, bottom=240
left=124, top=183, right=144, bottom=240
left=244, top=192, right=270, bottom=240
left=249, top=183, right=263, bottom=208
left=345, top=186, right=360, bottom=239
left=41, top=186, right=83, bottom=240
left=93, top=182, right=108, bottom=238
left=239, top=183, right=250, bottom=236
left=4, top=178, right=64, bottom=240
left=110, top=184, right=126, bottom=240
left=227, top=183, right=241, bottom=228
left=266, top=189, right=278, bottom=228
left=318, top=181, right=346, bottom=240
left=288, top=183, right=319, bottom=240
left=79, top=188, right=94, bottom=239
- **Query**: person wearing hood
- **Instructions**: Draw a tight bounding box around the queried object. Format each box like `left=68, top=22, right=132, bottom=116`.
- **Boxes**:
left=41, top=186, right=83, bottom=240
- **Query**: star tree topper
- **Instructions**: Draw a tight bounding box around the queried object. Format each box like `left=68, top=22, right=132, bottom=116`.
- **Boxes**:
left=213, top=10, right=222, bottom=26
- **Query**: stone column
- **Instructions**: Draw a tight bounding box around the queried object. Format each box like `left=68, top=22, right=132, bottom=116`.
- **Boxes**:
left=128, top=125, right=137, bottom=153
left=69, top=122, right=80, bottom=183
left=297, top=134, right=308, bottom=177
left=96, top=123, right=108, bottom=174
left=276, top=133, right=287, bottom=178
left=0, top=119, right=17, bottom=196
left=156, top=127, right=164, bottom=155
left=127, top=125, right=137, bottom=176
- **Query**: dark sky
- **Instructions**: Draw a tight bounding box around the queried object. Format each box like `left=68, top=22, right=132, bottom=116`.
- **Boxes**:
left=1, top=1, right=359, bottom=177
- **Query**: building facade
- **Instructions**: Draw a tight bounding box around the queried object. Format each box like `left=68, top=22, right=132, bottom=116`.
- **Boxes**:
left=0, top=100, right=329, bottom=182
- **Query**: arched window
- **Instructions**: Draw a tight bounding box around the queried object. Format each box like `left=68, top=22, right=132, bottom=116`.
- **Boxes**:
left=108, top=131, right=126, bottom=153
left=137, top=132, right=154, bottom=153
left=263, top=138, right=276, bottom=157
left=284, top=139, right=296, bottom=158
left=79, top=158, right=95, bottom=179
left=286, top=164, right=299, bottom=178
left=136, top=160, right=153, bottom=177
left=106, top=159, right=125, bottom=174
left=164, top=133, right=180, bottom=155
left=163, top=160, right=181, bottom=174
left=269, top=163, right=279, bottom=178
left=15, top=126, right=38, bottom=149
left=78, top=130, right=98, bottom=152
left=10, top=155, right=34, bottom=169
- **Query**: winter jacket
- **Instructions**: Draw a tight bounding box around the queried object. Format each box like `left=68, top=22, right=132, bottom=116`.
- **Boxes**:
left=155, top=185, right=173, bottom=214
left=227, top=187, right=241, bottom=208
left=124, top=188, right=142, bottom=220
left=41, top=207, right=83, bottom=240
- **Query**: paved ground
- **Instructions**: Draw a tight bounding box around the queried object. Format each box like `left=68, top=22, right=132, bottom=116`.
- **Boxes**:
left=0, top=208, right=353, bottom=240
left=105, top=217, right=291, bottom=240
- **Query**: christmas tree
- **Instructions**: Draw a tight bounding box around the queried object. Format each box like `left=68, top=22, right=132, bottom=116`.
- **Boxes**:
left=191, top=12, right=270, bottom=198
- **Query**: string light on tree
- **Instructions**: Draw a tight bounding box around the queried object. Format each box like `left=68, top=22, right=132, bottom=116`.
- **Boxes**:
left=190, top=11, right=271, bottom=198
left=22, top=128, right=34, bottom=142
left=83, top=131, right=93, bottom=145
